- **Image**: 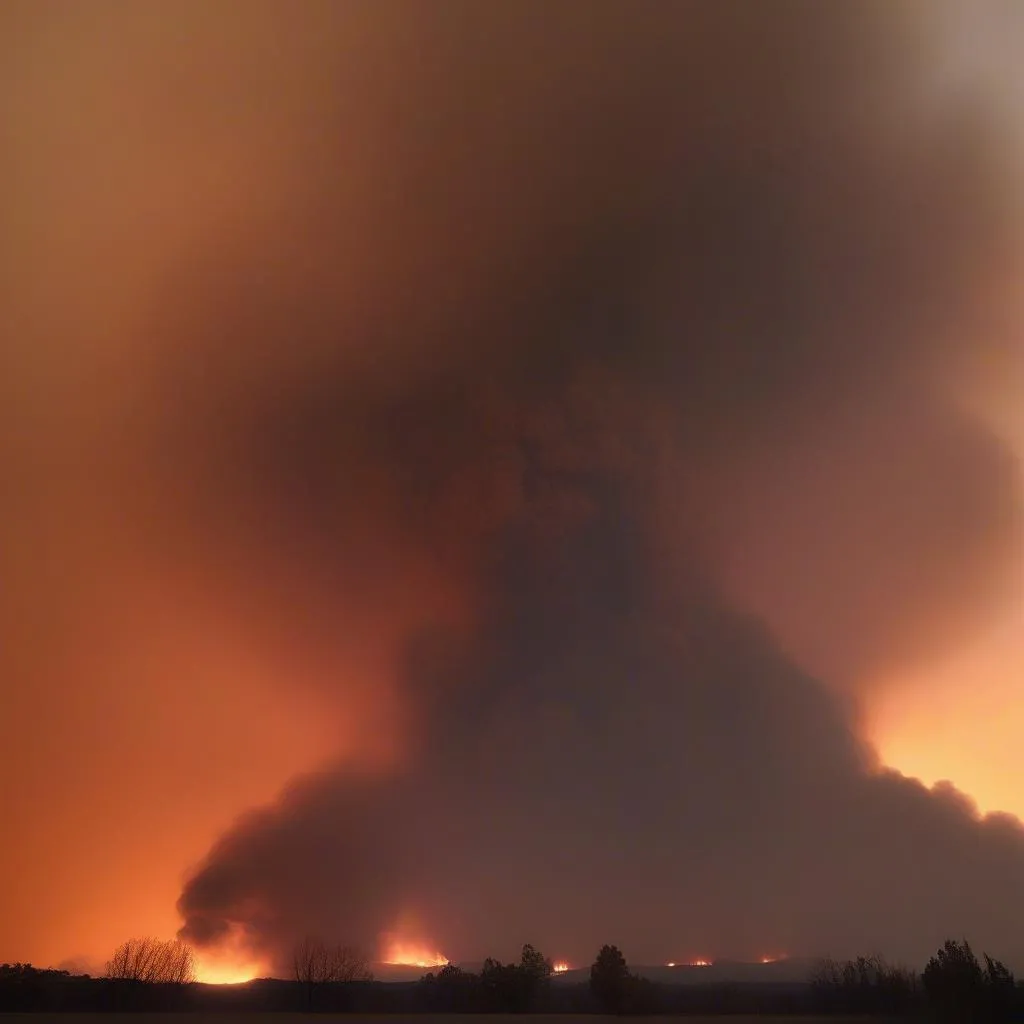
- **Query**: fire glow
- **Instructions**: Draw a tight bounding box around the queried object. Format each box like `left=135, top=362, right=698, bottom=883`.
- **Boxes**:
left=382, top=939, right=449, bottom=969
left=552, top=961, right=570, bottom=974
left=194, top=952, right=264, bottom=985
left=192, top=924, right=267, bottom=985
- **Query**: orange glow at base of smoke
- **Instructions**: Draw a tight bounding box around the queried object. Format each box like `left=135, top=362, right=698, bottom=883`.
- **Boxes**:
left=382, top=939, right=449, bottom=969
left=194, top=950, right=267, bottom=985
left=552, top=961, right=570, bottom=973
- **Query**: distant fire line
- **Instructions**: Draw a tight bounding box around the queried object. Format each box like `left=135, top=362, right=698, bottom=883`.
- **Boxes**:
left=381, top=938, right=449, bottom=969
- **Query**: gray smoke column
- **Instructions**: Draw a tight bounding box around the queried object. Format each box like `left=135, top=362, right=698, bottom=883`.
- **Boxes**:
left=18, top=0, right=1016, bottom=970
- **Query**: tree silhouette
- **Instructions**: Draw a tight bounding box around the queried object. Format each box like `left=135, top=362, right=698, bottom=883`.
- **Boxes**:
left=519, top=943, right=553, bottom=1010
left=519, top=943, right=552, bottom=981
left=473, top=945, right=554, bottom=1012
left=923, top=939, right=991, bottom=1021
left=105, top=938, right=195, bottom=983
left=590, top=944, right=632, bottom=1014
left=291, top=936, right=372, bottom=1010
left=984, top=953, right=1016, bottom=1021
left=419, top=962, right=479, bottom=1012
left=479, top=957, right=526, bottom=1012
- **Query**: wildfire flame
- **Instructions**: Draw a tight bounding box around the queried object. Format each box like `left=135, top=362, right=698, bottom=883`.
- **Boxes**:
left=691, top=959, right=712, bottom=967
left=382, top=939, right=448, bottom=969
left=191, top=923, right=267, bottom=985
left=552, top=961, right=570, bottom=974
left=194, top=951, right=265, bottom=985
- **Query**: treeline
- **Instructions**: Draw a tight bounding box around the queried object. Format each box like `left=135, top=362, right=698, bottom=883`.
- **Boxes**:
left=809, top=940, right=1022, bottom=1021
left=419, top=943, right=556, bottom=1013
left=414, top=943, right=679, bottom=1015
left=3, top=935, right=1024, bottom=1018
left=0, top=948, right=805, bottom=1015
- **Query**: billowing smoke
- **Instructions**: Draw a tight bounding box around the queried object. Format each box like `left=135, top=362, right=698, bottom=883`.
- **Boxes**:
left=168, top=0, right=1023, bottom=969
left=3, top=1, right=1023, bottom=972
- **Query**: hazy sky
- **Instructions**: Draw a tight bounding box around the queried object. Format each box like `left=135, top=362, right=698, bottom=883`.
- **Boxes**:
left=2, top=0, right=1024, bottom=979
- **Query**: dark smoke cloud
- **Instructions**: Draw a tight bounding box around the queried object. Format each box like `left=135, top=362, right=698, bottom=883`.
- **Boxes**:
left=179, top=558, right=1024, bottom=967
left=8, top=0, right=1020, bottom=971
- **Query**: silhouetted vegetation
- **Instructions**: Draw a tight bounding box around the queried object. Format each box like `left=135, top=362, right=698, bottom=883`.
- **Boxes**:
left=805, top=938, right=1022, bottom=1021
left=418, top=962, right=480, bottom=1012
left=419, top=943, right=554, bottom=1012
left=809, top=954, right=919, bottom=1014
left=292, top=935, right=372, bottom=1010
left=921, top=939, right=1016, bottom=1022
left=589, top=943, right=632, bottom=1013
left=106, top=936, right=195, bottom=983
left=0, top=960, right=196, bottom=1012
left=4, top=934, right=1024, bottom=1015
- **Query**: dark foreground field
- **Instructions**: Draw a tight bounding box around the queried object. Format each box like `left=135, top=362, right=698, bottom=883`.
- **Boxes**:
left=0, top=1016, right=904, bottom=1024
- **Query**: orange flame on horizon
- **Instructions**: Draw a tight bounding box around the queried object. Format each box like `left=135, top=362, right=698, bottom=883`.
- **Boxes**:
left=382, top=938, right=449, bottom=969
left=194, top=950, right=266, bottom=985
left=552, top=961, right=570, bottom=973
left=192, top=924, right=268, bottom=985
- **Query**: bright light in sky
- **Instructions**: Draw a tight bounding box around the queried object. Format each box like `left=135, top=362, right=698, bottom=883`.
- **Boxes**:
left=866, top=343, right=1024, bottom=822
left=868, top=597, right=1024, bottom=820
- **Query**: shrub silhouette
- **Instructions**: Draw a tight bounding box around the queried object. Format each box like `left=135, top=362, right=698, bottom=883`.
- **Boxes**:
left=810, top=954, right=918, bottom=1013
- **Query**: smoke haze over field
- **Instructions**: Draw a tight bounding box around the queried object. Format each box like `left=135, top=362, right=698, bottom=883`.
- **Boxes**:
left=2, top=0, right=1024, bottom=974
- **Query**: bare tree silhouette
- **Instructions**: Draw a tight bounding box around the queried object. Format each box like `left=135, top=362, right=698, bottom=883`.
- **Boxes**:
left=105, top=938, right=195, bottom=984
left=292, top=936, right=372, bottom=1010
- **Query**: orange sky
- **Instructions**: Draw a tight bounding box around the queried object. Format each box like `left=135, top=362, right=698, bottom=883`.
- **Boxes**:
left=0, top=558, right=344, bottom=971
left=869, top=374, right=1024, bottom=820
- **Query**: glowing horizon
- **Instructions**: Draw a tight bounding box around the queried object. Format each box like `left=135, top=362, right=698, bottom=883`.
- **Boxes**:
left=193, top=949, right=267, bottom=985
left=381, top=938, right=449, bottom=969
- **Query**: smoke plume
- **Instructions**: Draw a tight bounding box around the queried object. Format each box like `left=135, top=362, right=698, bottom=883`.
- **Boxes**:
left=3, top=0, right=1023, bottom=972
